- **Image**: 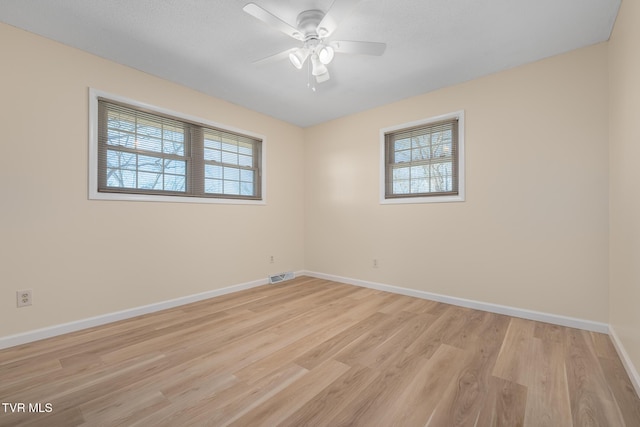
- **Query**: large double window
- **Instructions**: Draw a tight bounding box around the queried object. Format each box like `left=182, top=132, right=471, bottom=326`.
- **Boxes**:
left=89, top=90, right=264, bottom=204
left=381, top=111, right=464, bottom=204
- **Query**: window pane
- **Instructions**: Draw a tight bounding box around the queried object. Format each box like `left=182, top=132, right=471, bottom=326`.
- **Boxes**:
left=411, top=179, right=427, bottom=193
left=411, top=148, right=429, bottom=161
left=238, top=154, right=252, bottom=167
left=163, top=126, right=184, bottom=143
left=433, top=130, right=452, bottom=144
left=223, top=167, right=240, bottom=181
left=107, top=168, right=136, bottom=188
left=224, top=180, right=240, bottom=195
left=432, top=143, right=451, bottom=158
left=393, top=167, right=410, bottom=180
left=137, top=119, right=162, bottom=138
left=240, top=182, right=254, bottom=196
left=238, top=143, right=253, bottom=156
left=223, top=135, right=240, bottom=147
left=393, top=180, right=410, bottom=194
left=138, top=172, right=162, bottom=190
left=204, top=148, right=222, bottom=162
left=431, top=163, right=453, bottom=191
left=107, top=150, right=136, bottom=170
left=164, top=159, right=185, bottom=175
left=163, top=141, right=184, bottom=156
left=240, top=169, right=254, bottom=182
left=138, top=155, right=163, bottom=173
left=221, top=151, right=238, bottom=165
left=411, top=135, right=428, bottom=148
left=221, top=141, right=238, bottom=153
left=108, top=112, right=135, bottom=132
left=205, top=164, right=223, bottom=179
left=394, top=138, right=411, bottom=151
left=107, top=129, right=135, bottom=148
left=431, top=162, right=452, bottom=177
left=164, top=174, right=186, bottom=192
left=410, top=165, right=428, bottom=178
left=136, top=134, right=162, bottom=153
left=205, top=178, right=223, bottom=194
left=204, top=137, right=221, bottom=150
left=395, top=150, right=411, bottom=163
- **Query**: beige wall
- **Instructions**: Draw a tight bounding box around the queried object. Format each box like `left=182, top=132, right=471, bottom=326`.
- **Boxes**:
left=0, top=23, right=305, bottom=337
left=609, top=0, right=640, bottom=381
left=305, top=43, right=610, bottom=322
left=0, top=19, right=619, bottom=340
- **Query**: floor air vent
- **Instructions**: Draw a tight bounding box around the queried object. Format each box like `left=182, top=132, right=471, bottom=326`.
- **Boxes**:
left=269, top=272, right=294, bottom=284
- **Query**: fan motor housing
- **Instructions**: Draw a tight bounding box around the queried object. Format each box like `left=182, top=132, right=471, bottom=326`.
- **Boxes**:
left=296, top=9, right=325, bottom=39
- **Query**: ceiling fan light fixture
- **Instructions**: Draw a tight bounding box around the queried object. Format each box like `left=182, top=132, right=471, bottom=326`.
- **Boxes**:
left=289, top=48, right=309, bottom=69
left=315, top=70, right=330, bottom=83
left=311, top=54, right=328, bottom=76
left=318, top=45, right=334, bottom=64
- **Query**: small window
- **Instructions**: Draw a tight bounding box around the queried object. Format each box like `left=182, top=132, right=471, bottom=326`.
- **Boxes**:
left=381, top=111, right=464, bottom=204
left=89, top=89, right=264, bottom=204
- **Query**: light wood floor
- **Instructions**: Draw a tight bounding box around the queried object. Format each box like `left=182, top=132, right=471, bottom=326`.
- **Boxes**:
left=1, top=276, right=639, bottom=426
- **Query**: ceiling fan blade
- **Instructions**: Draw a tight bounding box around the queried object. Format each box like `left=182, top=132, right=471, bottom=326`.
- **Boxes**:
left=317, top=0, right=361, bottom=37
left=330, top=40, right=387, bottom=56
left=243, top=3, right=304, bottom=41
left=252, top=48, right=297, bottom=65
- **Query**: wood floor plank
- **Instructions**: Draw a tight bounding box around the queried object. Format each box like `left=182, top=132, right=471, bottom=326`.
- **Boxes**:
left=80, top=390, right=171, bottom=426
left=565, top=328, right=625, bottom=426
left=492, top=318, right=537, bottom=386
left=590, top=331, right=621, bottom=360
left=598, top=355, right=640, bottom=426
left=333, top=310, right=416, bottom=367
left=358, top=311, right=436, bottom=369
left=233, top=297, right=379, bottom=384
left=378, top=344, right=467, bottom=427
left=405, top=305, right=471, bottom=358
left=474, top=376, right=528, bottom=427
left=426, top=312, right=510, bottom=426
left=132, top=363, right=307, bottom=427
left=279, top=365, right=379, bottom=426
left=324, top=350, right=428, bottom=427
left=293, top=311, right=388, bottom=369
left=227, top=359, right=350, bottom=427
left=523, top=336, right=573, bottom=427
left=1, top=276, right=638, bottom=427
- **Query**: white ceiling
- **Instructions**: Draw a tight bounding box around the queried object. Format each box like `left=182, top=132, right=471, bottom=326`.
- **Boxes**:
left=0, top=0, right=620, bottom=127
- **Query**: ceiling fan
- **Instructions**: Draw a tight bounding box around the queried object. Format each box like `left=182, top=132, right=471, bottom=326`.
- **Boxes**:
left=242, top=0, right=386, bottom=87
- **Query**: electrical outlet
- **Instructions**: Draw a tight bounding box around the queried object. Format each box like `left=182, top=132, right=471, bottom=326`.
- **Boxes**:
left=17, top=290, right=32, bottom=308
left=270, top=255, right=275, bottom=264
left=373, top=259, right=379, bottom=268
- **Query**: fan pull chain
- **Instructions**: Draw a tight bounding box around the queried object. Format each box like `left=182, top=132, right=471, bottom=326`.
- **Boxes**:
left=307, top=59, right=316, bottom=92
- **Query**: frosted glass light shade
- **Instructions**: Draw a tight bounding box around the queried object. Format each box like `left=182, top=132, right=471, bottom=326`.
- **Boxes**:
left=318, top=46, right=334, bottom=64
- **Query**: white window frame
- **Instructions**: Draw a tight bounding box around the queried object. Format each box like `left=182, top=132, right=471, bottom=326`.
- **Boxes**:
left=380, top=110, right=465, bottom=204
left=88, top=88, right=266, bottom=205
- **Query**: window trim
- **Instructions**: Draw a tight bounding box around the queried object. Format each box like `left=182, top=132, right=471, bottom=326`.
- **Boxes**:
left=89, top=88, right=266, bottom=205
left=379, top=110, right=465, bottom=204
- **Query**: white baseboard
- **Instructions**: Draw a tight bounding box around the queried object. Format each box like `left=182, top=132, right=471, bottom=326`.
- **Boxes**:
left=303, top=270, right=610, bottom=334
left=0, top=276, right=280, bottom=350
left=0, top=270, right=616, bottom=359
left=609, top=326, right=640, bottom=398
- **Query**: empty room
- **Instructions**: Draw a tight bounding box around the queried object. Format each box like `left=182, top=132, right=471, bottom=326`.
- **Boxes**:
left=1, top=0, right=639, bottom=425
